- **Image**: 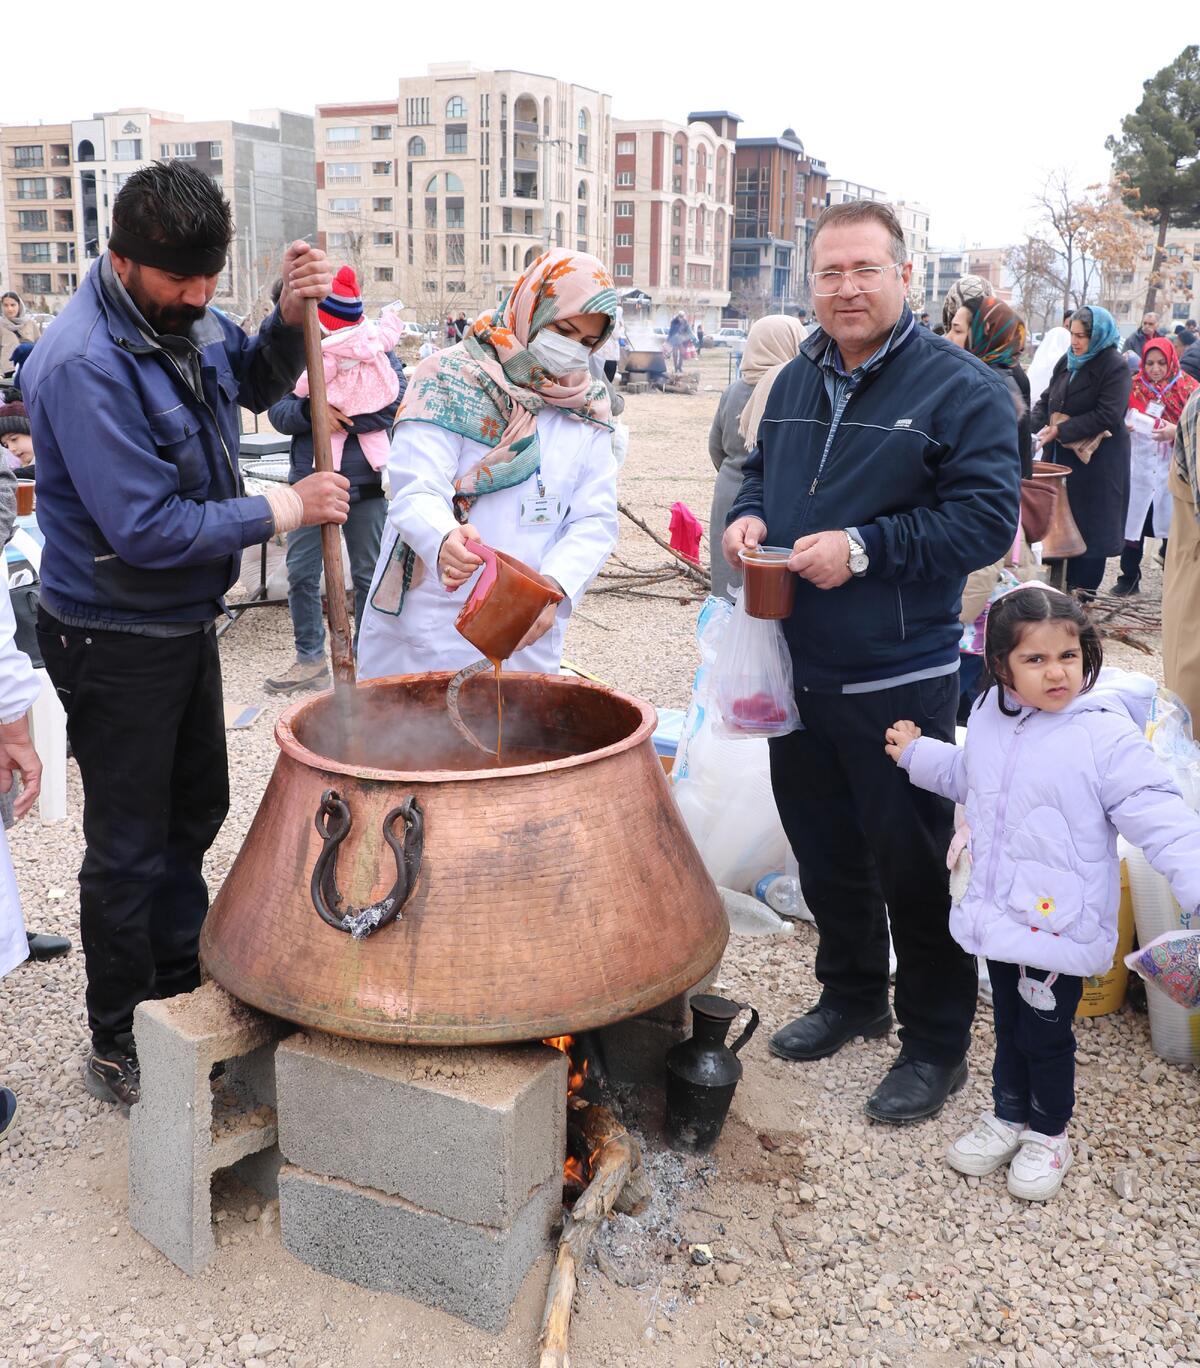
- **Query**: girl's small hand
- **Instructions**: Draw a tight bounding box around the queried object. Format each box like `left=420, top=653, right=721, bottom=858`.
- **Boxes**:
left=885, top=720, right=921, bottom=762
left=438, top=524, right=484, bottom=589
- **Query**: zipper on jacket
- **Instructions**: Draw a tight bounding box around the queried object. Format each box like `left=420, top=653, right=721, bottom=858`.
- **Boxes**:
left=799, top=378, right=855, bottom=530
left=159, top=350, right=238, bottom=486
left=983, top=711, right=1031, bottom=910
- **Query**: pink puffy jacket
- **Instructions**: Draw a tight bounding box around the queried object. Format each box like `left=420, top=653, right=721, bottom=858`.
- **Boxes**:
left=900, top=669, right=1200, bottom=977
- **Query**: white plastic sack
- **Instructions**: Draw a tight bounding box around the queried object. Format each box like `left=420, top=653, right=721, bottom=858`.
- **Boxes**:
left=710, top=592, right=800, bottom=740
left=671, top=597, right=792, bottom=892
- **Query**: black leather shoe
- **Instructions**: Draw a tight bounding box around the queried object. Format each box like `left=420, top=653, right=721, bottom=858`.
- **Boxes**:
left=864, top=1054, right=968, bottom=1125
left=1111, top=574, right=1140, bottom=597
left=768, top=1004, right=892, bottom=1062
left=26, top=931, right=71, bottom=961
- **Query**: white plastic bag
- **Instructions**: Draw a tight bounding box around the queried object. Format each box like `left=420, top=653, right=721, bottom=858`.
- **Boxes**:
left=710, top=591, right=800, bottom=740
left=670, top=597, right=793, bottom=892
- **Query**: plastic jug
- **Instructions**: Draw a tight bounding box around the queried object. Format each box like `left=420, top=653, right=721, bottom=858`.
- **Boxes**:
left=454, top=541, right=564, bottom=662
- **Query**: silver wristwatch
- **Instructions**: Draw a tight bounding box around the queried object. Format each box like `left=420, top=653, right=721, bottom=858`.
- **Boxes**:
left=844, top=528, right=869, bottom=578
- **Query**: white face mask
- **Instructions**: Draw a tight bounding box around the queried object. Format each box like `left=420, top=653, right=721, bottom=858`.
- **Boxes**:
left=527, top=328, right=593, bottom=378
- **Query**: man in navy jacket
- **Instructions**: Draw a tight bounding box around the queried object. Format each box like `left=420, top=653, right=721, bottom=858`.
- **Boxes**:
left=22, top=162, right=348, bottom=1108
left=725, top=201, right=1020, bottom=1125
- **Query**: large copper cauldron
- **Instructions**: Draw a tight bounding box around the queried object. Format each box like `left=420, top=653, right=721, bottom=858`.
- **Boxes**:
left=200, top=674, right=728, bottom=1044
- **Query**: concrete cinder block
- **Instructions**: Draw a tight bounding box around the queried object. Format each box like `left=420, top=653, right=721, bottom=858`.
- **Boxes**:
left=275, top=1033, right=566, bottom=1229
left=279, top=1164, right=560, bottom=1333
left=596, top=1016, right=686, bottom=1088
left=128, top=982, right=287, bottom=1274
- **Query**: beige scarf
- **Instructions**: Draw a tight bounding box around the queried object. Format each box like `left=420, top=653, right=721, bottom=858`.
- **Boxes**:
left=737, top=316, right=810, bottom=449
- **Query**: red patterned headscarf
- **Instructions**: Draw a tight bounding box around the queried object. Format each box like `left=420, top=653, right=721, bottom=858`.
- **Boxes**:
left=1129, top=338, right=1197, bottom=425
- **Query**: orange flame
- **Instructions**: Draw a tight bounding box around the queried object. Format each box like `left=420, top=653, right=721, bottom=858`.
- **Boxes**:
left=543, top=1035, right=589, bottom=1097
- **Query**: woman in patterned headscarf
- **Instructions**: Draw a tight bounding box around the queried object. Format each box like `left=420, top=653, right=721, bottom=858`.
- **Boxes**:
left=947, top=295, right=1031, bottom=475
left=357, top=248, right=620, bottom=678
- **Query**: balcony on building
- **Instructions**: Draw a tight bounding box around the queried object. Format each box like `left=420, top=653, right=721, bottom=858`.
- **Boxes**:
left=513, top=171, right=538, bottom=200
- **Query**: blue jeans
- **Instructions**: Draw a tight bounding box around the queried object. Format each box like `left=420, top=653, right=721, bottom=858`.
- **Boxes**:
left=988, top=960, right=1083, bottom=1135
left=285, top=495, right=386, bottom=661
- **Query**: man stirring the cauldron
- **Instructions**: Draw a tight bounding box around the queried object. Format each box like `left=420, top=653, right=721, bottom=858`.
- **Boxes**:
left=724, top=201, right=1020, bottom=1125
left=21, top=161, right=348, bottom=1108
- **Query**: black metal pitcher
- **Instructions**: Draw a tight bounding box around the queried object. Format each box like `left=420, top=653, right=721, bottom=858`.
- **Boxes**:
left=665, top=994, right=759, bottom=1153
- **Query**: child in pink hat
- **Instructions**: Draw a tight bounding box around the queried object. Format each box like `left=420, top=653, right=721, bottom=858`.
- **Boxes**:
left=294, top=266, right=403, bottom=471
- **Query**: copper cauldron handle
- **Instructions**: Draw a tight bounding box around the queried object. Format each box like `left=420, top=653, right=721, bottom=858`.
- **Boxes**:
left=311, top=789, right=424, bottom=939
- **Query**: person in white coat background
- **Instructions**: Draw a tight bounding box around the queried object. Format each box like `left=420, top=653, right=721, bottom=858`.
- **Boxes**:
left=357, top=248, right=619, bottom=678
left=0, top=575, right=45, bottom=1145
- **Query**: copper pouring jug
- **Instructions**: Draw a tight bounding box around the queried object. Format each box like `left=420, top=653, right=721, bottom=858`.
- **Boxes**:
left=455, top=541, right=564, bottom=662
left=1030, top=460, right=1086, bottom=560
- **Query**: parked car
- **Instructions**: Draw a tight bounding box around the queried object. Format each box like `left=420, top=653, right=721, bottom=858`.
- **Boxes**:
left=712, top=326, right=747, bottom=348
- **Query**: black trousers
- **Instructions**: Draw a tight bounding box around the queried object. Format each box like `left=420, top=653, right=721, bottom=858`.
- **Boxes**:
left=988, top=961, right=1082, bottom=1135
left=37, top=610, right=229, bottom=1054
left=768, top=672, right=975, bottom=1065
left=1065, top=553, right=1108, bottom=593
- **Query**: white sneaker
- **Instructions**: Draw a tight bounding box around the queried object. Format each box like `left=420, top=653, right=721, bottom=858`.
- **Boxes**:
left=946, top=1112, right=1023, bottom=1176
left=1007, top=1129, right=1073, bottom=1201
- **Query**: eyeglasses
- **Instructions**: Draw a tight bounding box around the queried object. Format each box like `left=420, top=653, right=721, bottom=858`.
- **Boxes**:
left=809, top=264, right=902, bottom=296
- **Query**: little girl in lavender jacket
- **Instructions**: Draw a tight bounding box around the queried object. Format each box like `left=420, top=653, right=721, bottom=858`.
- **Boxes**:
left=294, top=266, right=403, bottom=472
left=886, top=584, right=1200, bottom=1202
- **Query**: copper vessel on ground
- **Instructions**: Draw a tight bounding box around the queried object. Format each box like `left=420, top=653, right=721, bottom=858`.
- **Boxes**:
left=1030, top=459, right=1086, bottom=559
left=200, top=674, right=728, bottom=1044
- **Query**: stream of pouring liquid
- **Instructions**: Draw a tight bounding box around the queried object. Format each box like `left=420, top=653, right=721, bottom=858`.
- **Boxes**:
left=492, top=656, right=503, bottom=766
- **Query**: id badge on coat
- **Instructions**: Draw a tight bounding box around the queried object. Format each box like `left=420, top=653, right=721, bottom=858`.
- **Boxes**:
left=1145, top=401, right=1165, bottom=420
left=519, top=495, right=564, bottom=528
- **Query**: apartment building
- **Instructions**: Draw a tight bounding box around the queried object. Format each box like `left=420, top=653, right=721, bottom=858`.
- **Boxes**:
left=608, top=113, right=736, bottom=331
left=70, top=108, right=314, bottom=312
left=1105, top=221, right=1199, bottom=328
left=316, top=64, right=612, bottom=320
left=1, top=123, right=76, bottom=308
left=963, top=247, right=1014, bottom=307
left=825, top=179, right=929, bottom=308
left=711, top=121, right=831, bottom=317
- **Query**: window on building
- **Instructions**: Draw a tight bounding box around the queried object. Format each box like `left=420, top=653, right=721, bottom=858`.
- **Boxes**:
left=577, top=108, right=589, bottom=164
left=672, top=204, right=681, bottom=225
left=57, top=241, right=76, bottom=264
left=327, top=231, right=351, bottom=249
left=374, top=231, right=394, bottom=246
left=405, top=98, right=430, bottom=126
left=446, top=96, right=467, bottom=119
left=20, top=243, right=52, bottom=263
left=502, top=208, right=513, bottom=233
left=445, top=172, right=464, bottom=193
left=375, top=267, right=394, bottom=282
left=114, top=139, right=142, bottom=160
left=480, top=94, right=490, bottom=127
left=446, top=203, right=465, bottom=228
left=615, top=170, right=633, bottom=187
left=327, top=126, right=364, bottom=143
left=524, top=210, right=534, bottom=235
left=327, top=163, right=361, bottom=181
left=426, top=233, right=438, bottom=263
left=208, top=141, right=223, bottom=160
left=15, top=178, right=46, bottom=200
left=614, top=263, right=632, bottom=278
left=614, top=233, right=632, bottom=247
left=328, top=198, right=360, bottom=214
left=447, top=234, right=465, bottom=265
left=670, top=266, right=680, bottom=285
left=159, top=144, right=171, bottom=158
left=171, top=143, right=196, bottom=158
left=673, top=144, right=684, bottom=165
left=424, top=280, right=437, bottom=292
left=408, top=135, right=426, bottom=157
left=448, top=280, right=466, bottom=293
left=371, top=125, right=392, bottom=140
left=445, top=130, right=467, bottom=155
left=372, top=196, right=393, bottom=212
left=616, top=139, right=635, bottom=156
left=17, top=210, right=48, bottom=232
left=577, top=205, right=587, bottom=239
left=671, top=236, right=681, bottom=254
left=13, top=146, right=44, bottom=168
left=22, top=273, right=51, bottom=294
left=500, top=244, right=508, bottom=270
left=615, top=201, right=633, bottom=217
left=372, top=161, right=393, bottom=175
left=425, top=196, right=438, bottom=229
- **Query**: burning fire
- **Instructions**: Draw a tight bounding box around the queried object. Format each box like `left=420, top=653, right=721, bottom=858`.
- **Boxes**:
left=544, top=1035, right=592, bottom=1194
left=543, top=1034, right=589, bottom=1097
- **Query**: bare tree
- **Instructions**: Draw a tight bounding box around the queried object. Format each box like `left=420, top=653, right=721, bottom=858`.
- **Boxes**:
left=1005, top=237, right=1062, bottom=332
left=1035, top=170, right=1088, bottom=312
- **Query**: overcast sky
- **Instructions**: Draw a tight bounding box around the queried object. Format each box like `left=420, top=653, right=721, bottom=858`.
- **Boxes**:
left=7, top=3, right=1186, bottom=251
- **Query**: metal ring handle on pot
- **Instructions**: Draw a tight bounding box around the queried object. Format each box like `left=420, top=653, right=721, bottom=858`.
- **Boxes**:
left=729, top=1005, right=760, bottom=1056
left=310, top=788, right=424, bottom=939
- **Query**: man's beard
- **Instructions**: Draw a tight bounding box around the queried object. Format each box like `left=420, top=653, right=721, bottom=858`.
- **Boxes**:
left=126, top=264, right=206, bottom=336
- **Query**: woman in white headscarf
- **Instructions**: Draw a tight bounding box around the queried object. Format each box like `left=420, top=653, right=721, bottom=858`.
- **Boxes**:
left=1027, top=325, right=1072, bottom=412
left=707, top=315, right=808, bottom=598
left=0, top=575, right=44, bottom=1146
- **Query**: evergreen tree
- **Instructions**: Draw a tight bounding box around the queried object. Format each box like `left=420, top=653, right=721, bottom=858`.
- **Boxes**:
left=1106, top=45, right=1200, bottom=315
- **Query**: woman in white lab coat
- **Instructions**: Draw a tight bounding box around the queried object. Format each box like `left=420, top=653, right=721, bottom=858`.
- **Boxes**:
left=357, top=248, right=619, bottom=678
left=0, top=576, right=45, bottom=1144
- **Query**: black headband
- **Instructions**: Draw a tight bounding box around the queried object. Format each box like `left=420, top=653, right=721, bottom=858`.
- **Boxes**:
left=108, top=221, right=227, bottom=277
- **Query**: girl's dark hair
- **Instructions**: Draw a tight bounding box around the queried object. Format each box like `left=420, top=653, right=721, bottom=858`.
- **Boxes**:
left=112, top=160, right=233, bottom=250
left=981, top=585, right=1103, bottom=716
left=1072, top=306, right=1093, bottom=338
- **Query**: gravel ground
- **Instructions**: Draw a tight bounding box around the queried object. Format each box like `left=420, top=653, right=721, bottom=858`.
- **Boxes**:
left=1, top=347, right=1194, bottom=1368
